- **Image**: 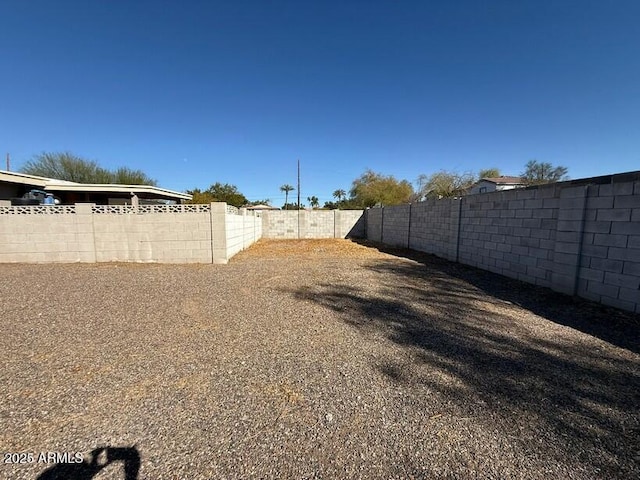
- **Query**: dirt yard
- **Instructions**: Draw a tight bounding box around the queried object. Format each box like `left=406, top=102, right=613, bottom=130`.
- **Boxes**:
left=1, top=239, right=638, bottom=479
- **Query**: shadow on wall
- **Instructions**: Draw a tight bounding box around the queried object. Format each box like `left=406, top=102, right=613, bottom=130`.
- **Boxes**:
left=37, top=447, right=140, bottom=480
left=346, top=212, right=366, bottom=239
left=288, top=242, right=640, bottom=478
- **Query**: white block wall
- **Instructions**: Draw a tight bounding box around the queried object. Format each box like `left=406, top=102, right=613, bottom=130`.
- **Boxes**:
left=262, top=210, right=364, bottom=239
left=92, top=211, right=212, bottom=263
left=381, top=204, right=411, bottom=248
left=0, top=203, right=262, bottom=265
left=410, top=199, right=460, bottom=261
left=365, top=175, right=640, bottom=314
left=458, top=186, right=561, bottom=288
left=576, top=182, right=640, bottom=311
left=225, top=210, right=263, bottom=260
left=0, top=206, right=95, bottom=263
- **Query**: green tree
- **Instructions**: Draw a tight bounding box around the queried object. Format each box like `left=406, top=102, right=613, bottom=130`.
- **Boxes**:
left=247, top=199, right=272, bottom=206
left=478, top=168, right=501, bottom=179
left=208, top=182, right=248, bottom=207
left=333, top=189, right=346, bottom=202
left=21, top=152, right=156, bottom=185
left=112, top=166, right=157, bottom=185
left=421, top=170, right=476, bottom=198
left=280, top=184, right=295, bottom=208
left=349, top=170, right=414, bottom=208
left=185, top=183, right=248, bottom=207
left=22, top=152, right=110, bottom=183
left=522, top=160, right=568, bottom=185
left=307, top=196, right=320, bottom=209
left=283, top=202, right=303, bottom=210
left=185, top=188, right=215, bottom=204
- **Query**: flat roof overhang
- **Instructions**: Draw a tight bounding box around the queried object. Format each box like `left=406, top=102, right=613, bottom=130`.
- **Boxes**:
left=0, top=169, right=191, bottom=201
left=44, top=183, right=192, bottom=201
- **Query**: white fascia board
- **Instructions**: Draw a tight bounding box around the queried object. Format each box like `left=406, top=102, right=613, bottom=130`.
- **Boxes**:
left=0, top=170, right=51, bottom=187
left=44, top=182, right=192, bottom=200
left=0, top=170, right=191, bottom=200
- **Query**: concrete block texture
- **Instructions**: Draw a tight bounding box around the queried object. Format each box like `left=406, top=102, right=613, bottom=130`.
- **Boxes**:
left=381, top=204, right=410, bottom=247
left=0, top=202, right=261, bottom=265
left=363, top=176, right=640, bottom=313
left=262, top=210, right=364, bottom=239
left=597, top=208, right=631, bottom=222
left=409, top=198, right=459, bottom=261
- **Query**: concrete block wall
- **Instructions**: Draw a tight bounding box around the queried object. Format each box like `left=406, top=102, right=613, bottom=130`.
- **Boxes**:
left=0, top=205, right=95, bottom=263
left=225, top=209, right=263, bottom=260
left=365, top=174, right=640, bottom=313
left=366, top=208, right=383, bottom=242
left=302, top=211, right=336, bottom=238
left=336, top=210, right=366, bottom=238
left=262, top=210, right=364, bottom=239
left=262, top=210, right=298, bottom=238
left=225, top=212, right=245, bottom=259
left=549, top=185, right=587, bottom=294
left=458, top=185, right=561, bottom=288
left=242, top=210, right=262, bottom=250
left=92, top=209, right=212, bottom=263
left=380, top=204, right=411, bottom=248
left=409, top=198, right=460, bottom=261
left=0, top=202, right=261, bottom=265
left=576, top=181, right=640, bottom=311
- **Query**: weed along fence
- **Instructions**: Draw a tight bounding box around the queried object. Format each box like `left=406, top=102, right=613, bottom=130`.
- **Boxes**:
left=365, top=172, right=640, bottom=314
left=0, top=202, right=262, bottom=264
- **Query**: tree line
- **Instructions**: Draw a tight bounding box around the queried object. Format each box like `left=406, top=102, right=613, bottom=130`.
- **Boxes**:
left=322, top=160, right=567, bottom=209
left=19, top=152, right=569, bottom=209
left=21, top=152, right=157, bottom=185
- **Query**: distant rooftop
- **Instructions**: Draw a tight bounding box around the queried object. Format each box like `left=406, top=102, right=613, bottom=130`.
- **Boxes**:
left=0, top=169, right=191, bottom=201
left=481, top=176, right=525, bottom=184
left=244, top=204, right=279, bottom=210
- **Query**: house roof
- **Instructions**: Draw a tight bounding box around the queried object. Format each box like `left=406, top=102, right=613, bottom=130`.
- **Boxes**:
left=0, top=170, right=62, bottom=187
left=244, top=204, right=279, bottom=210
left=480, top=176, right=525, bottom=184
left=0, top=169, right=192, bottom=201
left=45, top=182, right=192, bottom=200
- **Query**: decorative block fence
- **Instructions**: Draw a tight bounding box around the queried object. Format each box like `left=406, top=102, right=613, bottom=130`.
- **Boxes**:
left=0, top=203, right=261, bottom=264
left=365, top=173, right=640, bottom=314
left=0, top=204, right=363, bottom=265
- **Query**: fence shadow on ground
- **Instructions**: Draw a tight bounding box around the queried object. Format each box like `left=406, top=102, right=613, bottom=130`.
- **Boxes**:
left=355, top=240, right=640, bottom=354
left=289, top=241, right=640, bottom=477
left=37, top=446, right=140, bottom=480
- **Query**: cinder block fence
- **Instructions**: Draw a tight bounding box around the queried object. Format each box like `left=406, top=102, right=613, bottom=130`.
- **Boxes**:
left=2, top=173, right=639, bottom=314
left=0, top=204, right=364, bottom=264
left=366, top=173, right=640, bottom=314
left=0, top=203, right=262, bottom=264
left=261, top=209, right=365, bottom=239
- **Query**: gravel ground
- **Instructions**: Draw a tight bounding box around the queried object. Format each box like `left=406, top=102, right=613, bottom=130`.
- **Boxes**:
left=1, top=239, right=639, bottom=480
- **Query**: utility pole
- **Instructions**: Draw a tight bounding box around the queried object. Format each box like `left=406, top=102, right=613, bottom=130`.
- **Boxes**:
left=297, top=159, right=301, bottom=239
left=5, top=153, right=10, bottom=171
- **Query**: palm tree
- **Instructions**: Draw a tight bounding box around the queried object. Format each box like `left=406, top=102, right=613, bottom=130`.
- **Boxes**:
left=333, top=189, right=346, bottom=202
left=280, top=184, right=295, bottom=208
left=307, top=196, right=319, bottom=209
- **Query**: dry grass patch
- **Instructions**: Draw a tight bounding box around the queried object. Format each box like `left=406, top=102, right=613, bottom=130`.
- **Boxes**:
left=233, top=238, right=391, bottom=260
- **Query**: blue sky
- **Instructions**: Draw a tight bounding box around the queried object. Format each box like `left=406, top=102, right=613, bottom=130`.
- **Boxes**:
left=1, top=1, right=638, bottom=206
